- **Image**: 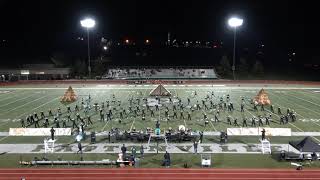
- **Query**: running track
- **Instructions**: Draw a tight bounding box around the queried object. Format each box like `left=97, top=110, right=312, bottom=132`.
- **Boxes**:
left=0, top=168, right=320, bottom=180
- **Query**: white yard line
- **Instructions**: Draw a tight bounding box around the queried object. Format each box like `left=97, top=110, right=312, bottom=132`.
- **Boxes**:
left=100, top=120, right=110, bottom=132
left=266, top=92, right=320, bottom=142
left=0, top=95, right=49, bottom=115
left=209, top=120, right=217, bottom=131
left=270, top=91, right=320, bottom=123
left=0, top=121, right=10, bottom=128
left=0, top=136, right=9, bottom=142
left=0, top=93, right=35, bottom=108
left=0, top=96, right=60, bottom=136
left=0, top=91, right=27, bottom=102
left=200, top=109, right=216, bottom=131
left=285, top=92, right=320, bottom=108
left=237, top=89, right=309, bottom=134
left=298, top=90, right=320, bottom=101
left=174, top=88, right=187, bottom=127
left=129, top=118, right=135, bottom=132
left=15, top=97, right=60, bottom=119
left=272, top=101, right=320, bottom=129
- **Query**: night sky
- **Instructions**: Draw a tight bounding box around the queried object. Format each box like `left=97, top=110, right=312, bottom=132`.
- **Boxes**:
left=0, top=0, right=315, bottom=65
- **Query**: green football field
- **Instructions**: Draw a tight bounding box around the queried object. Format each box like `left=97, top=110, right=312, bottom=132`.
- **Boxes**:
left=1, top=83, right=320, bottom=168
left=1, top=83, right=320, bottom=135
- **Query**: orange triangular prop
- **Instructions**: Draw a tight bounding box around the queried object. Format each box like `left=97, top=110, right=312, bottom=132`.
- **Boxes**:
left=254, top=88, right=271, bottom=105
left=60, top=86, right=77, bottom=103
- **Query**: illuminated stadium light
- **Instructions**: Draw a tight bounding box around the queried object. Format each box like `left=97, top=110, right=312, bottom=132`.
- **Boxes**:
left=125, top=39, right=129, bottom=44
left=228, top=16, right=243, bottom=80
left=80, top=18, right=95, bottom=28
left=80, top=17, right=96, bottom=78
left=145, top=39, right=150, bottom=43
left=228, top=17, right=243, bottom=27
left=103, top=46, right=107, bottom=50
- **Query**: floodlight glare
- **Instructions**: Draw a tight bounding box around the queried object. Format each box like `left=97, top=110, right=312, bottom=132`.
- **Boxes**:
left=228, top=16, right=244, bottom=80
left=80, top=18, right=95, bottom=28
left=80, top=17, right=96, bottom=78
left=228, top=17, right=243, bottom=27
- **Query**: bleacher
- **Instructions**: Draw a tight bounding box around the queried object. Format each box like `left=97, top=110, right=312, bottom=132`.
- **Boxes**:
left=103, top=67, right=218, bottom=80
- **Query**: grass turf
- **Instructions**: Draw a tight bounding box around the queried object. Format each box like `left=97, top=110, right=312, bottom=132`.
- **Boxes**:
left=1, top=83, right=320, bottom=168
left=1, top=84, right=320, bottom=134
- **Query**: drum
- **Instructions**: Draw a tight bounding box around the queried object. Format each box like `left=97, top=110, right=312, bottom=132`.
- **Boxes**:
left=155, top=128, right=160, bottom=135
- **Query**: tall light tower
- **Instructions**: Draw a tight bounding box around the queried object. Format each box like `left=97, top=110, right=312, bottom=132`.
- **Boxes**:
left=80, top=18, right=95, bottom=78
left=228, top=17, right=243, bottom=80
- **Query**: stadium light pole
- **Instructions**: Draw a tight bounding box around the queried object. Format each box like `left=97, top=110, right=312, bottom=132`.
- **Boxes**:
left=80, top=18, right=95, bottom=78
left=228, top=17, right=243, bottom=80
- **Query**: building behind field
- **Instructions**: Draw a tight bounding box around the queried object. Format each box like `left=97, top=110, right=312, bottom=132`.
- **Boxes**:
left=0, top=59, right=71, bottom=81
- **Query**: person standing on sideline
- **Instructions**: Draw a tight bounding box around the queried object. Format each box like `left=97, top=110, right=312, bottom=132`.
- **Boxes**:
left=140, top=145, right=144, bottom=158
left=199, top=131, right=203, bottom=143
left=50, top=127, right=55, bottom=140
left=77, top=142, right=82, bottom=154
left=193, top=140, right=198, bottom=154
left=261, top=128, right=266, bottom=140
left=163, top=151, right=171, bottom=167
left=121, top=144, right=127, bottom=158
left=131, top=146, right=137, bottom=159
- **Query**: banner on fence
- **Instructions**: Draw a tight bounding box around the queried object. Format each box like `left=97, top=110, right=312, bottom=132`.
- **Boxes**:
left=227, top=128, right=291, bottom=136
left=9, top=128, right=71, bottom=136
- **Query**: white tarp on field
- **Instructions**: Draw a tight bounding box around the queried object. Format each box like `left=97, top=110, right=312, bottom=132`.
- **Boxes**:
left=227, top=128, right=291, bottom=136
left=9, top=128, right=71, bottom=136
